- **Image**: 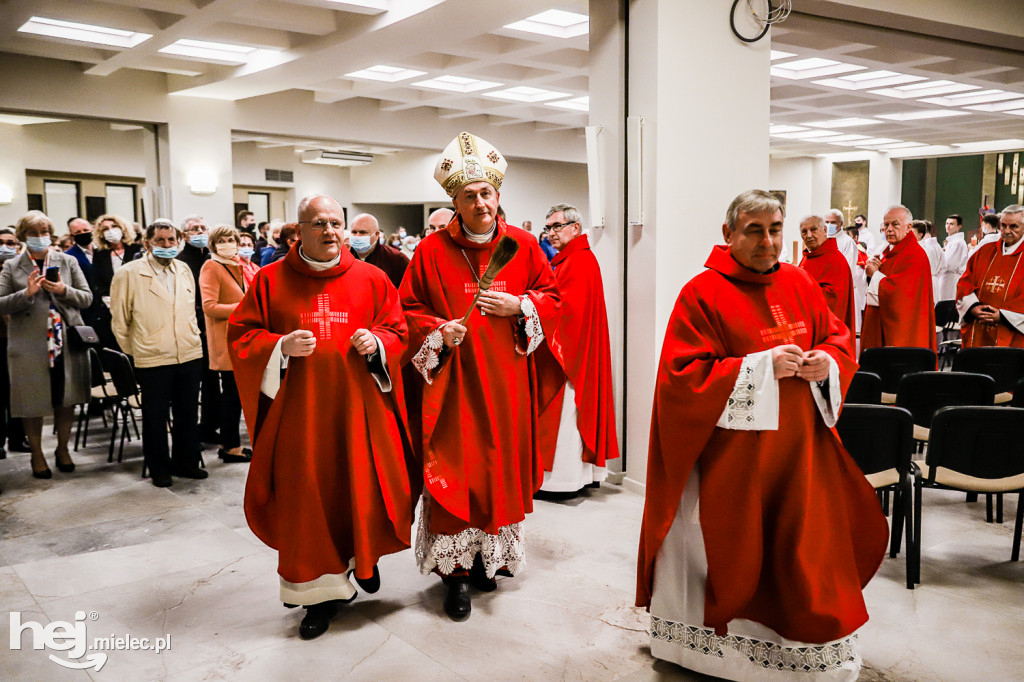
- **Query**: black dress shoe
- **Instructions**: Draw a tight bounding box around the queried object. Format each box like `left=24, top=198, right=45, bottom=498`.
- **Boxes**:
left=171, top=466, right=209, bottom=480
left=351, top=565, right=380, bottom=594
left=32, top=467, right=52, bottom=480
left=152, top=474, right=173, bottom=488
left=0, top=446, right=6, bottom=459
left=443, top=580, right=472, bottom=621
left=299, top=601, right=339, bottom=640
left=533, top=488, right=581, bottom=502
left=218, top=448, right=252, bottom=463
left=469, top=554, right=496, bottom=593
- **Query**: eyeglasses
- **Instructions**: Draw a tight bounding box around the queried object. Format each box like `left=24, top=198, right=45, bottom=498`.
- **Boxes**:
left=299, top=220, right=344, bottom=231
left=544, top=221, right=576, bottom=232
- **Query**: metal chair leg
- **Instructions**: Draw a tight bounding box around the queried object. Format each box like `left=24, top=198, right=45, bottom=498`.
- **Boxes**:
left=997, top=493, right=1004, bottom=524
left=890, top=486, right=904, bottom=558
left=1012, top=492, right=1024, bottom=562
left=914, top=477, right=923, bottom=585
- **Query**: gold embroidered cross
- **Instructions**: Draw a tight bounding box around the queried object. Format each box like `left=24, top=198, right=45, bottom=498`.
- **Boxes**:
left=985, top=276, right=1007, bottom=294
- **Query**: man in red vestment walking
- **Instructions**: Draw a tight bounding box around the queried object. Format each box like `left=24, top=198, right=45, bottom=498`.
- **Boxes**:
left=228, top=195, right=414, bottom=640
left=798, top=214, right=857, bottom=353
left=536, top=203, right=619, bottom=499
left=400, top=132, right=563, bottom=621
left=861, top=205, right=937, bottom=357
left=636, top=190, right=888, bottom=680
left=957, top=204, right=1024, bottom=348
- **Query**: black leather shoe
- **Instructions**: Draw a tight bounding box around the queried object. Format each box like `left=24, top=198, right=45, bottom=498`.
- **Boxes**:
left=352, top=565, right=380, bottom=594
left=171, top=466, right=209, bottom=480
left=218, top=448, right=252, bottom=463
left=299, top=601, right=339, bottom=640
left=152, top=474, right=173, bottom=488
left=32, top=467, right=52, bottom=480
left=533, top=488, right=581, bottom=502
left=469, top=555, right=496, bottom=593
left=443, top=580, right=472, bottom=621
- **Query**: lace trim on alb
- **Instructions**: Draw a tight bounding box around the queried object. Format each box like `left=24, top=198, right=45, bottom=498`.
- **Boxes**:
left=415, top=500, right=525, bottom=578
left=518, top=295, right=544, bottom=356
left=411, top=327, right=445, bottom=384
left=723, top=355, right=759, bottom=426
left=650, top=617, right=859, bottom=674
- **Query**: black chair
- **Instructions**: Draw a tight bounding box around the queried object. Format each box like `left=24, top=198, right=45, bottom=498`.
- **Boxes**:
left=845, top=371, right=882, bottom=405
left=859, top=347, right=937, bottom=404
left=836, top=404, right=917, bottom=589
left=952, top=346, right=1024, bottom=404
left=934, top=300, right=961, bottom=369
left=74, top=347, right=112, bottom=450
left=895, top=371, right=995, bottom=443
left=99, top=348, right=142, bottom=464
left=915, top=406, right=1024, bottom=584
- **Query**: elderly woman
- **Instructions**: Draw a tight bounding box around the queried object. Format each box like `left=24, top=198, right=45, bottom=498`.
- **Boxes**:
left=199, top=225, right=250, bottom=464
left=0, top=211, right=93, bottom=478
left=237, top=232, right=260, bottom=287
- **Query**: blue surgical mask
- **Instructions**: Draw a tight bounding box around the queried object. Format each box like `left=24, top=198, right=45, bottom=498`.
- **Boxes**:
left=151, top=246, right=179, bottom=259
left=238, top=247, right=255, bottom=260
left=27, top=236, right=51, bottom=253
left=350, top=235, right=373, bottom=253
left=0, top=245, right=18, bottom=261
left=189, top=234, right=209, bottom=248
left=825, top=222, right=840, bottom=237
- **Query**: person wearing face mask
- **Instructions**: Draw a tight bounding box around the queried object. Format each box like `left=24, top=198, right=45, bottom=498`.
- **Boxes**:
left=91, top=214, right=141, bottom=305
left=199, top=226, right=252, bottom=465
left=110, top=220, right=206, bottom=488
left=260, top=220, right=284, bottom=267
left=0, top=228, right=30, bottom=460
left=348, top=213, right=408, bottom=289
left=0, top=211, right=93, bottom=480
left=237, top=232, right=260, bottom=287
left=824, top=208, right=857, bottom=272
left=177, top=215, right=222, bottom=445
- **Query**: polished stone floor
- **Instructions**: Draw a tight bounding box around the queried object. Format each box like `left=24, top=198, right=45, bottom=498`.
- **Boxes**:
left=1, top=422, right=1023, bottom=681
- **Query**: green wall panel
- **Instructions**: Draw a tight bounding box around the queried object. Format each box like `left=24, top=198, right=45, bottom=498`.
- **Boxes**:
left=934, top=154, right=984, bottom=240
left=901, top=158, right=927, bottom=221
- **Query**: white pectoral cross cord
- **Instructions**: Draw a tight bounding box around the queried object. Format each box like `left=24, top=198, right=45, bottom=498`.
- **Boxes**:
left=300, top=293, right=349, bottom=340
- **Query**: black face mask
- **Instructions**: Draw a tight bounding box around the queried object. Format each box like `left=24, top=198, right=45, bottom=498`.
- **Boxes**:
left=73, top=232, right=93, bottom=247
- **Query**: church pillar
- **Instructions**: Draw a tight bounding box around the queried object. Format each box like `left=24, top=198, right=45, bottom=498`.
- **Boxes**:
left=163, top=100, right=235, bottom=223
left=869, top=153, right=903, bottom=229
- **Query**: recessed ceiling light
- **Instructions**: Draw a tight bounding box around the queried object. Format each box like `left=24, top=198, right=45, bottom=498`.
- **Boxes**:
left=812, top=70, right=926, bottom=90
left=0, top=113, right=69, bottom=125
left=870, top=141, right=928, bottom=150
left=822, top=134, right=874, bottom=144
left=412, top=75, right=503, bottom=93
left=18, top=16, right=151, bottom=49
left=770, top=50, right=796, bottom=61
left=877, top=110, right=972, bottom=121
left=771, top=57, right=866, bottom=80
left=159, top=39, right=258, bottom=64
left=769, top=124, right=808, bottom=134
left=344, top=64, right=427, bottom=82
left=870, top=80, right=979, bottom=99
left=918, top=89, right=1024, bottom=107
left=805, top=118, right=881, bottom=128
left=504, top=10, right=589, bottom=39
left=773, top=129, right=843, bottom=139
left=965, top=98, right=1024, bottom=113
left=484, top=86, right=571, bottom=103
left=853, top=138, right=903, bottom=148
left=546, top=96, right=589, bottom=112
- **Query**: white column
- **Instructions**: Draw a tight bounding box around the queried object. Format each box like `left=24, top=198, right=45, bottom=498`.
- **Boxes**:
left=869, top=153, right=903, bottom=227
left=0, top=124, right=28, bottom=226
left=163, top=100, right=235, bottom=223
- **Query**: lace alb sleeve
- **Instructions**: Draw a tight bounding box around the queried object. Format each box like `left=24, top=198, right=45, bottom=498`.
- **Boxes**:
left=516, top=295, right=544, bottom=356
left=411, top=325, right=445, bottom=384
left=716, top=349, right=779, bottom=431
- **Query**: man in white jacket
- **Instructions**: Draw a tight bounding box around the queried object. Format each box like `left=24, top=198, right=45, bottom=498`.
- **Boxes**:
left=938, top=214, right=968, bottom=302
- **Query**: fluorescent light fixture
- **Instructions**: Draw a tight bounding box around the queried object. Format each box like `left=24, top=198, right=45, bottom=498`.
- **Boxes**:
left=918, top=89, right=1023, bottom=107
left=870, top=80, right=979, bottom=99
left=805, top=118, right=881, bottom=128
left=547, top=96, right=589, bottom=112
left=301, top=150, right=373, bottom=166
left=870, top=141, right=927, bottom=150
left=769, top=124, right=808, bottom=134
left=813, top=70, right=925, bottom=90
left=160, top=39, right=258, bottom=64
left=0, top=113, right=68, bottom=125
left=18, top=16, right=151, bottom=49
left=951, top=139, right=1024, bottom=152
left=344, top=64, right=426, bottom=82
left=965, top=99, right=1024, bottom=113
left=821, top=134, right=874, bottom=144
left=188, top=169, right=218, bottom=195
left=877, top=110, right=971, bottom=121
left=773, top=129, right=843, bottom=139
left=854, top=138, right=903, bottom=148
left=504, top=10, right=589, bottom=39
left=770, top=50, right=796, bottom=61
left=412, top=75, right=502, bottom=93
left=484, top=86, right=571, bottom=103
left=771, top=58, right=865, bottom=80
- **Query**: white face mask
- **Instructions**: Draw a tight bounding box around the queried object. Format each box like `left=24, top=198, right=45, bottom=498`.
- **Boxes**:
left=104, top=228, right=123, bottom=244
left=825, top=222, right=840, bottom=237
left=215, top=243, right=238, bottom=259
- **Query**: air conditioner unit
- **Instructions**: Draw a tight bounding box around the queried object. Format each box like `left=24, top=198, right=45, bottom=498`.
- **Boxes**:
left=300, top=150, right=373, bottom=167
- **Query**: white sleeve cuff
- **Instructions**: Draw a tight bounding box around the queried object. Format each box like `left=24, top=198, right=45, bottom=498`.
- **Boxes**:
left=865, top=272, right=885, bottom=307
left=261, top=337, right=287, bottom=399
left=957, top=292, right=980, bottom=323
left=411, top=325, right=445, bottom=385
left=519, top=295, right=544, bottom=355
left=1001, top=309, right=1024, bottom=334
left=810, top=355, right=841, bottom=428
left=716, top=349, right=779, bottom=431
left=368, top=333, right=392, bottom=393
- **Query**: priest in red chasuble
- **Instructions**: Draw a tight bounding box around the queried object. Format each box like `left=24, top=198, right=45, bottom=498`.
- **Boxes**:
left=798, top=214, right=857, bottom=353
left=400, top=132, right=563, bottom=621
left=861, top=205, right=937, bottom=357
left=636, top=190, right=888, bottom=681
left=957, top=204, right=1024, bottom=348
left=536, top=202, right=619, bottom=499
left=228, top=195, right=414, bottom=641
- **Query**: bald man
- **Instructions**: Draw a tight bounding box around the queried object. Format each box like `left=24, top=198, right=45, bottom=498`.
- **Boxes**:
left=425, top=208, right=454, bottom=237
left=349, top=213, right=409, bottom=289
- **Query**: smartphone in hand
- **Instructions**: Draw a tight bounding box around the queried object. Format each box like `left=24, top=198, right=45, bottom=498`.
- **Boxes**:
left=45, top=266, right=60, bottom=282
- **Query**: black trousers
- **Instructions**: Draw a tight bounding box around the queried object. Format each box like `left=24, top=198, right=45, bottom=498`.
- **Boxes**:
left=218, top=370, right=243, bottom=450
left=198, top=333, right=222, bottom=438
left=0, top=336, right=25, bottom=449
left=135, top=359, right=202, bottom=478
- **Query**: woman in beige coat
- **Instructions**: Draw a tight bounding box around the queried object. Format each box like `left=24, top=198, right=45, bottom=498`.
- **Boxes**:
left=199, top=225, right=250, bottom=463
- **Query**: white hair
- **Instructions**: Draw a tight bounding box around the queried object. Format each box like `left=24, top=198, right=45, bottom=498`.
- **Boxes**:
left=825, top=209, right=844, bottom=226
left=885, top=204, right=913, bottom=222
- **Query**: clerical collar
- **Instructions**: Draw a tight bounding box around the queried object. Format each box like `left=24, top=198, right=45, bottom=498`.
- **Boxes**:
left=298, top=246, right=340, bottom=271
left=462, top=221, right=496, bottom=244
left=1003, top=237, right=1024, bottom=256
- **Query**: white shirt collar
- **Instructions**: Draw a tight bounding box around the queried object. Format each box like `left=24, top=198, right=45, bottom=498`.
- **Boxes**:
left=1003, top=237, right=1024, bottom=256
left=298, top=246, right=340, bottom=271
left=946, top=232, right=964, bottom=243
left=462, top=222, right=496, bottom=244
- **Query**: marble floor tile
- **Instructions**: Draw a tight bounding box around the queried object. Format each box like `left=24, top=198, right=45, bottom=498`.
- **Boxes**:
left=0, top=565, right=36, bottom=612
left=1, top=605, right=94, bottom=681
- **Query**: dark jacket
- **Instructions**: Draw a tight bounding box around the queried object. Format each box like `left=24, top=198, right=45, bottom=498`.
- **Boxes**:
left=352, top=242, right=409, bottom=289
left=93, top=243, right=143, bottom=298
left=177, top=243, right=210, bottom=333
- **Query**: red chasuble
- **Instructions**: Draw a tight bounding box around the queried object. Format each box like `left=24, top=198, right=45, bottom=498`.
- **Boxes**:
left=798, top=237, right=856, bottom=353
left=861, top=231, right=937, bottom=356
left=400, top=216, right=564, bottom=535
left=636, top=245, right=888, bottom=644
left=540, top=234, right=620, bottom=469
left=957, top=240, right=1024, bottom=347
left=228, top=246, right=414, bottom=584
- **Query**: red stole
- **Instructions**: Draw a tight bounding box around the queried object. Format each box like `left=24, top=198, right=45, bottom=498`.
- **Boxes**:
left=798, top=237, right=857, bottom=353
left=227, top=246, right=414, bottom=583
left=540, top=235, right=620, bottom=468
left=636, top=245, right=887, bottom=643
left=957, top=240, right=1024, bottom=347
left=399, top=215, right=564, bottom=533
left=861, top=231, right=937, bottom=357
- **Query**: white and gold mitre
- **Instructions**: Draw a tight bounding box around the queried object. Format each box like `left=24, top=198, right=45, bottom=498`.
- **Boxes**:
left=434, top=131, right=507, bottom=197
